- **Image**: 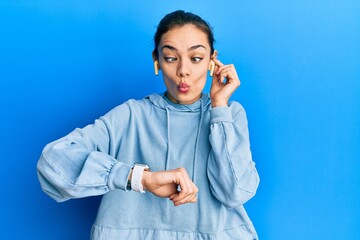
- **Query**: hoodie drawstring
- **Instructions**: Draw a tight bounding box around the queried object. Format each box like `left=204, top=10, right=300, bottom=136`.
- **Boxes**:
left=164, top=107, right=171, bottom=171
left=191, top=100, right=204, bottom=183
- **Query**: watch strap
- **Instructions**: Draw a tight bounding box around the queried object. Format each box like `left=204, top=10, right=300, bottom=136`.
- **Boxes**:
left=131, top=164, right=149, bottom=193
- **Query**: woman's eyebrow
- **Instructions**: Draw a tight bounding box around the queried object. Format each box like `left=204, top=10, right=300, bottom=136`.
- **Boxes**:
left=161, top=45, right=177, bottom=51
left=161, top=44, right=207, bottom=52
left=189, top=44, right=206, bottom=51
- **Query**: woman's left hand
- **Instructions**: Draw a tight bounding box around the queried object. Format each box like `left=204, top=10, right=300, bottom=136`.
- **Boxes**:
left=210, top=58, right=241, bottom=107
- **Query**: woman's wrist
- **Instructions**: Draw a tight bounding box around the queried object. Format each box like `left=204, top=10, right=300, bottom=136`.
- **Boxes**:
left=211, top=100, right=228, bottom=108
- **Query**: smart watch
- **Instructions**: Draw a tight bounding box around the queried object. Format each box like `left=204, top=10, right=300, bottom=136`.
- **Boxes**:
left=130, top=163, right=150, bottom=193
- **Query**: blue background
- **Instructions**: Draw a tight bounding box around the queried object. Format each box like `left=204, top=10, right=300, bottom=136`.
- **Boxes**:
left=1, top=0, right=359, bottom=239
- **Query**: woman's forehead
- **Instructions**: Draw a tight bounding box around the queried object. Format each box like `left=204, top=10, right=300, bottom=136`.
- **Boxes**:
left=159, top=24, right=210, bottom=51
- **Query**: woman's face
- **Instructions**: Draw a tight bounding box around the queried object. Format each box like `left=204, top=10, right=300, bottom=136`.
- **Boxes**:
left=157, top=24, right=212, bottom=105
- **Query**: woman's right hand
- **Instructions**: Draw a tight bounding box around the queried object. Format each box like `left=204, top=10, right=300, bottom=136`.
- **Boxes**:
left=142, top=168, right=198, bottom=206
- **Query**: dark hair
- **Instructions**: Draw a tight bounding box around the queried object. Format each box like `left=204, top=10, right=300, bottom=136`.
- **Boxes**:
left=153, top=10, right=215, bottom=59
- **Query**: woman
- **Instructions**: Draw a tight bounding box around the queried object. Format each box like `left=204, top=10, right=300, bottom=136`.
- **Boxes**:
left=37, top=10, right=260, bottom=239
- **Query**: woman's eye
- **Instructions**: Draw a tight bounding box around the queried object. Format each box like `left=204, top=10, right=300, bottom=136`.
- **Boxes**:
left=192, top=57, right=203, bottom=63
left=164, top=57, right=177, bottom=62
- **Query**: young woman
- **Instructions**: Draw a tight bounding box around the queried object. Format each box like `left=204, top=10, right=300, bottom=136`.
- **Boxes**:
left=37, top=10, right=260, bottom=239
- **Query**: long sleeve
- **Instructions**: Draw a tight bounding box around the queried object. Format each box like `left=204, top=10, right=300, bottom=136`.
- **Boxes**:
left=207, top=102, right=260, bottom=208
left=37, top=114, right=132, bottom=203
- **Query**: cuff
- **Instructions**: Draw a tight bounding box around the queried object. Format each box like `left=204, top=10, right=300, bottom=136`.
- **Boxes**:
left=107, top=161, right=132, bottom=191
left=210, top=106, right=233, bottom=124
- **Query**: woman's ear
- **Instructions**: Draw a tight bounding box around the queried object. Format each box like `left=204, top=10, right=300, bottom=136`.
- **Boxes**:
left=211, top=50, right=218, bottom=60
left=152, top=51, right=157, bottom=61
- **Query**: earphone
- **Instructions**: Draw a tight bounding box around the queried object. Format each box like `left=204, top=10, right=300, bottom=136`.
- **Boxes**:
left=154, top=60, right=159, bottom=76
left=209, top=60, right=215, bottom=77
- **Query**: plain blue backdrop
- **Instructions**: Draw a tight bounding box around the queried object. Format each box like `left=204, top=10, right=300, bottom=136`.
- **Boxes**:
left=1, top=0, right=359, bottom=239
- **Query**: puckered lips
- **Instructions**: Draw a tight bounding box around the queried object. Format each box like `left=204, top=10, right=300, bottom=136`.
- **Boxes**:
left=178, top=83, right=190, bottom=93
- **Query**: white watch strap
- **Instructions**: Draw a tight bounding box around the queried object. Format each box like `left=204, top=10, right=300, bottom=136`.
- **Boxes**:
left=131, top=165, right=148, bottom=193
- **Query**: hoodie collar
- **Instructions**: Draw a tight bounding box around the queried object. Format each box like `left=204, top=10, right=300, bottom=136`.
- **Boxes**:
left=147, top=92, right=211, bottom=112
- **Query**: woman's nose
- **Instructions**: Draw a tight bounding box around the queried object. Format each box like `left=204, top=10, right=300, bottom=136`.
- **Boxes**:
left=176, top=59, right=191, bottom=77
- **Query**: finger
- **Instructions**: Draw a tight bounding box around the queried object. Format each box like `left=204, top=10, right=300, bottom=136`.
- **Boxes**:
left=165, top=168, right=189, bottom=199
left=212, top=58, right=224, bottom=67
left=170, top=180, right=197, bottom=198
left=187, top=184, right=199, bottom=203
left=173, top=194, right=198, bottom=206
left=213, top=68, right=231, bottom=84
left=215, top=68, right=233, bottom=84
left=177, top=167, right=193, bottom=190
left=175, top=176, right=194, bottom=201
left=169, top=192, right=180, bottom=201
left=217, top=68, right=240, bottom=86
left=172, top=184, right=198, bottom=206
left=211, top=65, right=230, bottom=85
left=172, top=182, right=198, bottom=204
left=167, top=167, right=199, bottom=204
left=215, top=64, right=234, bottom=76
left=210, top=59, right=221, bottom=78
left=188, top=193, right=198, bottom=203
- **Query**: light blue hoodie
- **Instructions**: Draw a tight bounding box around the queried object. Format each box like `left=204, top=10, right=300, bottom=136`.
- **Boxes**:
left=37, top=92, right=260, bottom=239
